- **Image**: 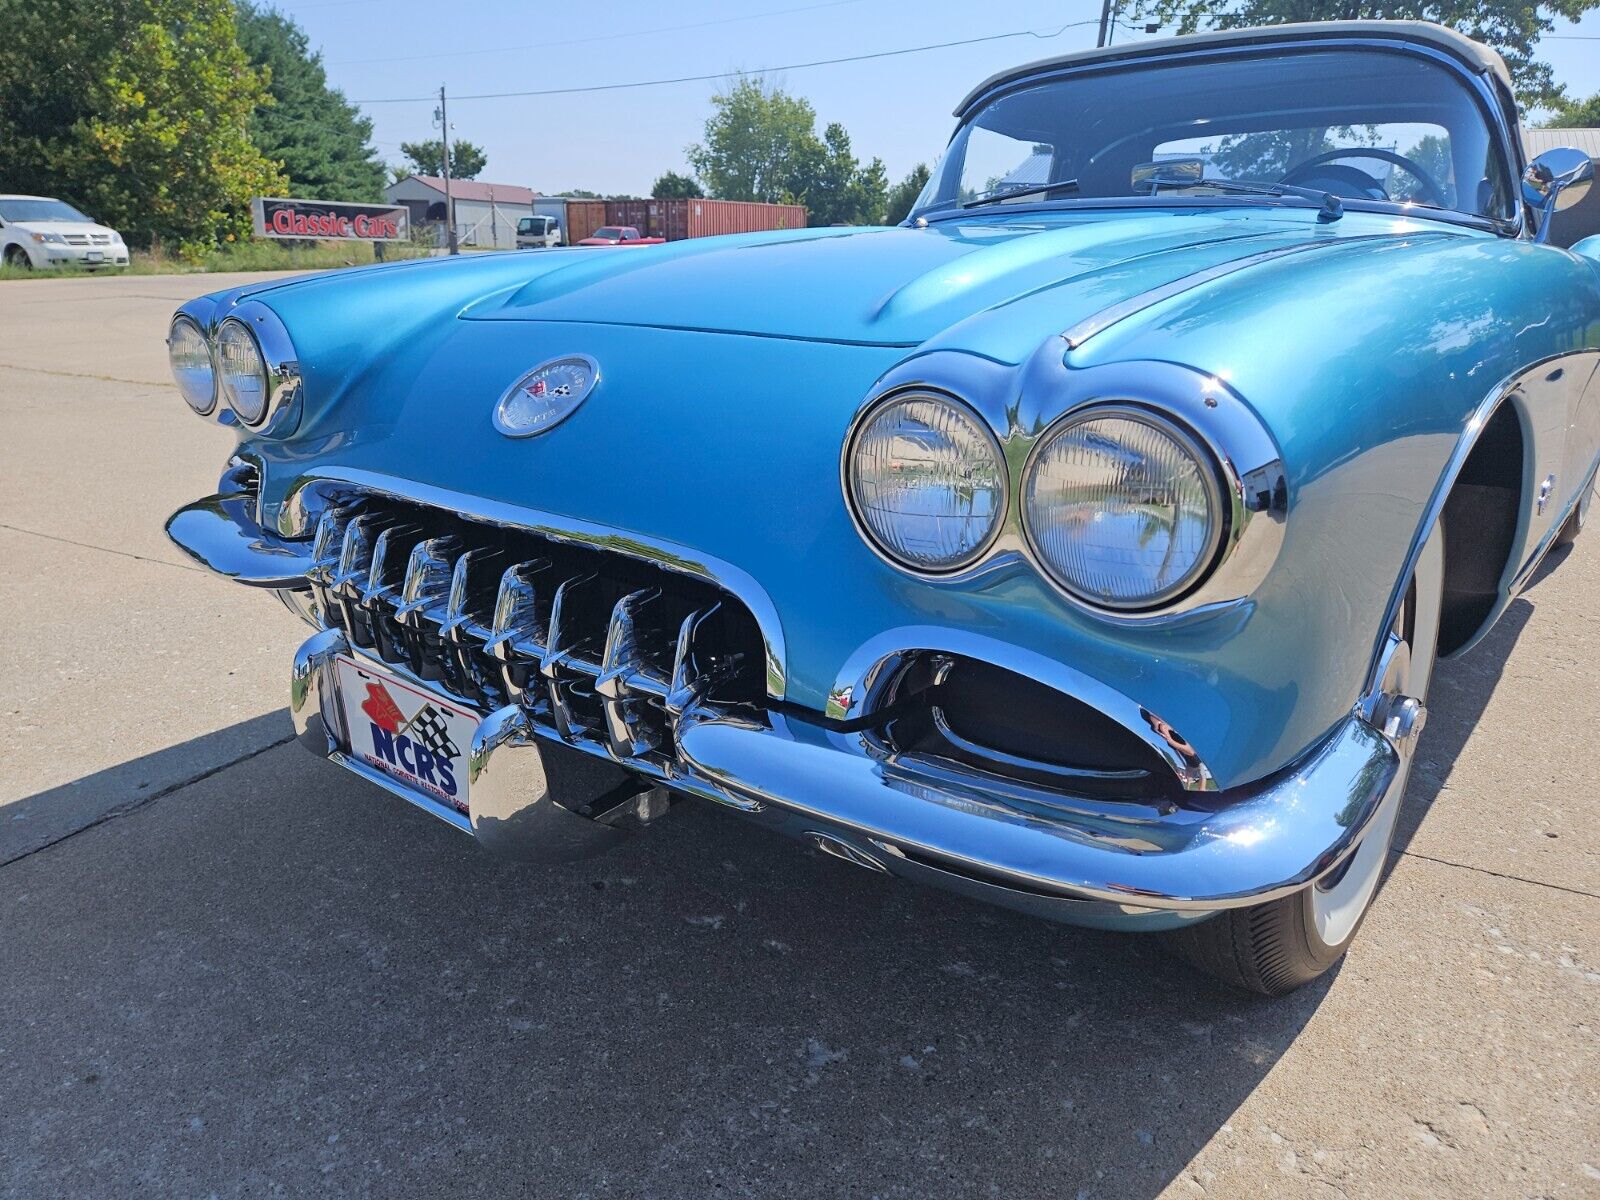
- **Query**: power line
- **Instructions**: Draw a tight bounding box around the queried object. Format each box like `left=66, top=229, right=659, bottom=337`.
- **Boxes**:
left=333, top=0, right=873, bottom=66
left=351, top=21, right=1099, bottom=104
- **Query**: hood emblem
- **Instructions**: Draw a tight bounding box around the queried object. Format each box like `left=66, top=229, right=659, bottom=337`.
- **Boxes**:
left=493, top=354, right=599, bottom=438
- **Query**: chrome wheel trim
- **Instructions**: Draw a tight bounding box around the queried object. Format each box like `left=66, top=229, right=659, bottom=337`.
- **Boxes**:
left=1312, top=522, right=1444, bottom=947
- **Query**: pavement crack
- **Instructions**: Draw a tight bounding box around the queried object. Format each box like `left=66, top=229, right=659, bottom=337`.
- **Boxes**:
left=0, top=522, right=208, bottom=572
left=0, top=362, right=164, bottom=387
left=1392, top=846, right=1600, bottom=901
left=0, top=734, right=296, bottom=870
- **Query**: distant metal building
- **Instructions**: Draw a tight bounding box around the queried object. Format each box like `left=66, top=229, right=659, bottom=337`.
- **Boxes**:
left=383, top=175, right=535, bottom=250
left=1524, top=128, right=1599, bottom=248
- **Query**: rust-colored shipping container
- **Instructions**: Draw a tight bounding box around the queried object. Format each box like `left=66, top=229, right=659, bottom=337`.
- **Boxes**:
left=562, top=200, right=608, bottom=244
left=602, top=198, right=807, bottom=241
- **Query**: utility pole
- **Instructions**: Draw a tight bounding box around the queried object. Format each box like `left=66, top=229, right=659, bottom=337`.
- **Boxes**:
left=1096, top=0, right=1116, bottom=46
left=439, top=84, right=458, bottom=255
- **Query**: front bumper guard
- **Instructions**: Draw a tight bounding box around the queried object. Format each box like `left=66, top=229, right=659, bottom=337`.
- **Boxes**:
left=177, top=487, right=1403, bottom=920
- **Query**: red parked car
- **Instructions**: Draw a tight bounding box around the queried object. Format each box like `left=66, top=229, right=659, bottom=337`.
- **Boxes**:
left=576, top=225, right=665, bottom=247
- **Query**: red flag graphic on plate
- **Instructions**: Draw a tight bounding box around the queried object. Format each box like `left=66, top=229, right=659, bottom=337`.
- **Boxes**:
left=361, top=680, right=404, bottom=733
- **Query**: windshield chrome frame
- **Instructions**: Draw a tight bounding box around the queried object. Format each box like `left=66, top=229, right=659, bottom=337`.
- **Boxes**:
left=912, top=35, right=1526, bottom=239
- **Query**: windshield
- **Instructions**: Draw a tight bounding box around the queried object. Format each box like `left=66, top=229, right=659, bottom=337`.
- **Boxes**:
left=0, top=198, right=93, bottom=223
left=593, top=227, right=626, bottom=238
left=914, top=48, right=1513, bottom=222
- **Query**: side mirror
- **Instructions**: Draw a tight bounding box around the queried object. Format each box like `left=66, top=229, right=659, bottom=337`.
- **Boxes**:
left=1523, top=147, right=1594, bottom=243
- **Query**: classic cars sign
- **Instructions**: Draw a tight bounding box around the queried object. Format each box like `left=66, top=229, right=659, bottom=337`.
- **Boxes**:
left=251, top=197, right=409, bottom=242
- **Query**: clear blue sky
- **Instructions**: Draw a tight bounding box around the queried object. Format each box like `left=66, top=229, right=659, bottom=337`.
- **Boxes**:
left=278, top=0, right=1600, bottom=196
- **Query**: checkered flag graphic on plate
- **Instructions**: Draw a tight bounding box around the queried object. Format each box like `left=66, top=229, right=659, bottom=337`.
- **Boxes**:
left=405, top=704, right=460, bottom=761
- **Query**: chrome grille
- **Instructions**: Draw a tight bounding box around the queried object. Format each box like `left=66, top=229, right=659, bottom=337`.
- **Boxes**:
left=90, top=233, right=112, bottom=245
left=62, top=233, right=89, bottom=245
left=305, top=494, right=767, bottom=768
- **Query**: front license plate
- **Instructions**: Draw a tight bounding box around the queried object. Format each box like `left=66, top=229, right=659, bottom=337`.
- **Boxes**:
left=333, top=656, right=479, bottom=815
left=84, top=251, right=103, bottom=262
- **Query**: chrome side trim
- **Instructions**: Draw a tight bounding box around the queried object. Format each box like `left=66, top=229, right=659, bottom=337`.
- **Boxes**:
left=284, top=469, right=788, bottom=700
left=1059, top=234, right=1433, bottom=350
left=1364, top=349, right=1600, bottom=689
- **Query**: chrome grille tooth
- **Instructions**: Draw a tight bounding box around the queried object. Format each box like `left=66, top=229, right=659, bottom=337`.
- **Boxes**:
left=539, top=573, right=600, bottom=739
left=485, top=558, right=553, bottom=702
left=360, top=522, right=422, bottom=611
left=308, top=506, right=358, bottom=623
left=666, top=603, right=721, bottom=717
left=595, top=588, right=668, bottom=758
left=394, top=535, right=462, bottom=626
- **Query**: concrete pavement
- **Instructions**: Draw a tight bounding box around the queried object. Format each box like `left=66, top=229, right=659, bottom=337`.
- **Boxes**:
left=1, top=270, right=1596, bottom=1198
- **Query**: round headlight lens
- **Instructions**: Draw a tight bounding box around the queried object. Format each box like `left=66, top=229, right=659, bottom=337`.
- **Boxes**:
left=167, top=316, right=215, bottom=414
left=216, top=318, right=270, bottom=425
left=1024, top=408, right=1222, bottom=609
left=847, top=392, right=1005, bottom=571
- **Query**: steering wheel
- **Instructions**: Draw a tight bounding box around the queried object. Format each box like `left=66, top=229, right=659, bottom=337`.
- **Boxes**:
left=1280, top=148, right=1449, bottom=209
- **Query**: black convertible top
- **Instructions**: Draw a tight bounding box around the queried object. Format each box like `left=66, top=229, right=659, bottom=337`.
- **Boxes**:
left=955, top=21, right=1513, bottom=117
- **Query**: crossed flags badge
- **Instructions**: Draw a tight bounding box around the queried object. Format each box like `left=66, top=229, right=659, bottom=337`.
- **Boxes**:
left=360, top=677, right=460, bottom=762
left=405, top=704, right=461, bottom=762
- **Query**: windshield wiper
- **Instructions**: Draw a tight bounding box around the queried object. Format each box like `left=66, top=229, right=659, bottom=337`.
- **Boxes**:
left=961, top=179, right=1081, bottom=209
left=1144, top=175, right=1344, bottom=222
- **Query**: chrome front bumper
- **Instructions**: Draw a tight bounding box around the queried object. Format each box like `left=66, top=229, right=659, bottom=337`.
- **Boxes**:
left=175, top=486, right=1404, bottom=927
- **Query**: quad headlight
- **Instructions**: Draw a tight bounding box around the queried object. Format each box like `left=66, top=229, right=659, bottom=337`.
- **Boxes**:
left=215, top=317, right=271, bottom=425
left=1022, top=406, right=1223, bottom=609
left=167, top=315, right=216, bottom=414
left=845, top=391, right=1006, bottom=572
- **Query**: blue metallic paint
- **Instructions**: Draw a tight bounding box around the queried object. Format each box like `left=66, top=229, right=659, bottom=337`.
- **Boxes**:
left=176, top=201, right=1600, bottom=793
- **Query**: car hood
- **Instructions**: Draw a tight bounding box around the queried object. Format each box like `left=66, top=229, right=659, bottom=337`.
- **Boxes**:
left=462, top=209, right=1389, bottom=347
left=13, top=220, right=117, bottom=236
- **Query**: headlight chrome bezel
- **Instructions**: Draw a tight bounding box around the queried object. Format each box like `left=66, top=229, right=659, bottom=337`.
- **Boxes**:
left=841, top=388, right=1010, bottom=576
left=169, top=300, right=302, bottom=436
left=840, top=355, right=1287, bottom=623
left=1020, top=403, right=1228, bottom=612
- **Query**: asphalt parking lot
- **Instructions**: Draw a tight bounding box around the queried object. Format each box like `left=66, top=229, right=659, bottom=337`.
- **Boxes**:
left=1, top=269, right=1596, bottom=1199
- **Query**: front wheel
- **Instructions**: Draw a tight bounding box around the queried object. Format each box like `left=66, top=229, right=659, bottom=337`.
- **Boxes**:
left=2, top=245, right=33, bottom=270
left=1164, top=522, right=1444, bottom=995
left=1553, top=472, right=1595, bottom=549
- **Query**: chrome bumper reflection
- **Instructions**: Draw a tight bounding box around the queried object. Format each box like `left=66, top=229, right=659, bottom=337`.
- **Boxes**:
left=292, top=628, right=1399, bottom=915
left=184, top=487, right=1403, bottom=920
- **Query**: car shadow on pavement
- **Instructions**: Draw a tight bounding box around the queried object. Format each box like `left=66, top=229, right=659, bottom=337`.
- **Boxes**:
left=0, top=590, right=1540, bottom=1199
left=1391, top=592, right=1534, bottom=857
left=2, top=717, right=1323, bottom=1200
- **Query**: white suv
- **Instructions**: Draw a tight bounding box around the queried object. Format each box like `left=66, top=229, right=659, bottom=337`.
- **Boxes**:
left=0, top=194, right=129, bottom=270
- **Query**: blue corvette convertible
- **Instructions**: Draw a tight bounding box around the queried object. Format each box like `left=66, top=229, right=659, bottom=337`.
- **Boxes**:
left=165, top=21, right=1598, bottom=993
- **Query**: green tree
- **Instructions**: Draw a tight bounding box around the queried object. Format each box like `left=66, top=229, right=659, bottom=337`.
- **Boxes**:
left=652, top=170, right=704, bottom=198
left=1128, top=0, right=1597, bottom=110
left=399, top=138, right=488, bottom=180
left=796, top=123, right=889, bottom=225
left=686, top=76, right=823, bottom=203
left=0, top=0, right=284, bottom=253
left=886, top=163, right=931, bottom=222
left=1547, top=91, right=1600, bottom=126
left=235, top=3, right=384, bottom=201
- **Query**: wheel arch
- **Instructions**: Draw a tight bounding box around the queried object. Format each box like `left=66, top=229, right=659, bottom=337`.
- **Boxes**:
left=1363, top=364, right=1553, bottom=696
